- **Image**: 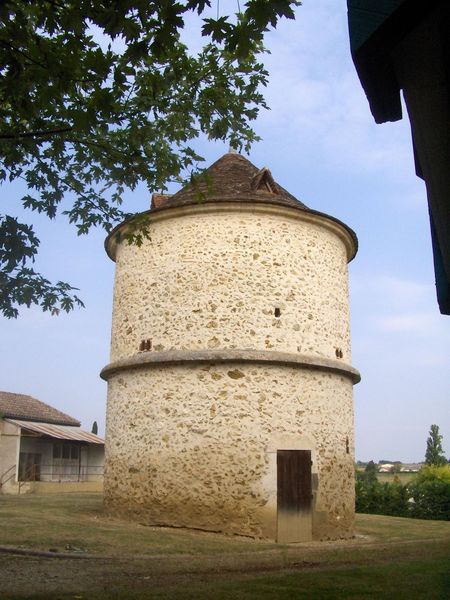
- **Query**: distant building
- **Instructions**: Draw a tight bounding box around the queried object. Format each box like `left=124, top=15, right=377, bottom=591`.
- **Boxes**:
left=0, top=391, right=104, bottom=494
left=400, top=464, right=421, bottom=472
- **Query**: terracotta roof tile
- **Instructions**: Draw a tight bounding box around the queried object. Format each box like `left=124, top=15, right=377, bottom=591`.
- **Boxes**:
left=104, top=151, right=358, bottom=262
left=151, top=193, right=172, bottom=209
left=152, top=153, right=308, bottom=212
left=0, top=391, right=80, bottom=426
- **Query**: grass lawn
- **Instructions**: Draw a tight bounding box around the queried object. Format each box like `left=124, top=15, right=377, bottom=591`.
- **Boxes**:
left=133, top=558, right=450, bottom=599
left=0, top=493, right=449, bottom=599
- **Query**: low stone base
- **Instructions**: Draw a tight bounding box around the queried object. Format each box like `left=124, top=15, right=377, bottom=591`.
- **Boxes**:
left=1, top=481, right=103, bottom=495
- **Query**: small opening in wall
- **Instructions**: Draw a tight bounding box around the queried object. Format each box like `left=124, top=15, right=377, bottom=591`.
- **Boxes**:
left=346, top=437, right=350, bottom=454
left=274, top=307, right=281, bottom=318
left=335, top=348, right=343, bottom=359
left=139, top=339, right=152, bottom=352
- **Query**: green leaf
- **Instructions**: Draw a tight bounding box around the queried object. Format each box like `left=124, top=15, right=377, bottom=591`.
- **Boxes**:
left=0, top=0, right=300, bottom=318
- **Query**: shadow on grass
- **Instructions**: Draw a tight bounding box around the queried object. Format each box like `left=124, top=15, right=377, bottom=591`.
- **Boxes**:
left=10, top=556, right=450, bottom=600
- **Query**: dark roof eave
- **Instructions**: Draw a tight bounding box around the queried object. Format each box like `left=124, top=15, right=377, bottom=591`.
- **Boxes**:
left=347, top=0, right=441, bottom=123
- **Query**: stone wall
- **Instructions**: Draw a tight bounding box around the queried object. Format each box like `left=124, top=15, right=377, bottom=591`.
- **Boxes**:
left=0, top=420, right=19, bottom=492
left=108, top=204, right=354, bottom=364
left=105, top=363, right=355, bottom=539
left=104, top=202, right=358, bottom=540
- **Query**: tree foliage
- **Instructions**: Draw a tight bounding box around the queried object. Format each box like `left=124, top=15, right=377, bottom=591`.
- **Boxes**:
left=425, top=424, right=447, bottom=466
left=355, top=464, right=409, bottom=517
left=355, top=464, right=450, bottom=521
left=355, top=474, right=409, bottom=517
left=408, top=465, right=450, bottom=521
left=361, top=460, right=378, bottom=484
left=0, top=0, right=300, bottom=317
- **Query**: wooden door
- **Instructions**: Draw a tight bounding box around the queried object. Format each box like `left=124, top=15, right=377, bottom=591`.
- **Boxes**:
left=277, top=449, right=312, bottom=543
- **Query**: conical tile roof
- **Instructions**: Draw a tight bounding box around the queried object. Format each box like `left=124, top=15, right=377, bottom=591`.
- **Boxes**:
left=105, top=151, right=358, bottom=261
left=152, top=152, right=308, bottom=211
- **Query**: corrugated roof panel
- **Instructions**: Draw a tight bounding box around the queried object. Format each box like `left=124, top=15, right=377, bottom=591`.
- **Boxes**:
left=6, top=419, right=104, bottom=444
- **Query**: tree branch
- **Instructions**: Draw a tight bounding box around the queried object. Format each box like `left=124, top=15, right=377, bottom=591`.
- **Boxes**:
left=0, top=128, right=73, bottom=140
left=0, top=39, right=48, bottom=70
left=69, top=136, right=136, bottom=160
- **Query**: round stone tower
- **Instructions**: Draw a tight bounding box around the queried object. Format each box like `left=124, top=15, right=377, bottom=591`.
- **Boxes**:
left=101, top=152, right=360, bottom=542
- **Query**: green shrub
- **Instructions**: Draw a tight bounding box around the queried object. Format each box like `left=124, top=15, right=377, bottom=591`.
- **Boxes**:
left=356, top=465, right=450, bottom=521
left=407, top=465, right=450, bottom=521
left=414, top=464, right=450, bottom=484
left=355, top=473, right=409, bottom=517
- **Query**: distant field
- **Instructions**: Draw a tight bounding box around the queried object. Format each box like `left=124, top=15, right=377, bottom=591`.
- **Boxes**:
left=0, top=493, right=449, bottom=599
left=355, top=468, right=418, bottom=484
left=376, top=471, right=417, bottom=484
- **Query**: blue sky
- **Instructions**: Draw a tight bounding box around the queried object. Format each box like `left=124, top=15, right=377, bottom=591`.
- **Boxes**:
left=1, top=1, right=448, bottom=462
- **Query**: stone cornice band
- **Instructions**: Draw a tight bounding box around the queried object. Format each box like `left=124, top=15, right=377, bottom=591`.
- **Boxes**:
left=100, top=349, right=361, bottom=384
left=105, top=201, right=358, bottom=263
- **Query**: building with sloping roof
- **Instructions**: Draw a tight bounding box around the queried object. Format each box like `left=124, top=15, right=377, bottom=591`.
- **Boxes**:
left=101, top=151, right=360, bottom=542
left=0, top=391, right=104, bottom=493
left=347, top=0, right=450, bottom=314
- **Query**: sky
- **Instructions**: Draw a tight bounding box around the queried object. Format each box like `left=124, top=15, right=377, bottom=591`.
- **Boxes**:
left=1, top=0, right=449, bottom=463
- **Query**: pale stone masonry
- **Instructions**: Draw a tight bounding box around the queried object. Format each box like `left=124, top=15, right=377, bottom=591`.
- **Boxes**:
left=101, top=152, right=360, bottom=542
